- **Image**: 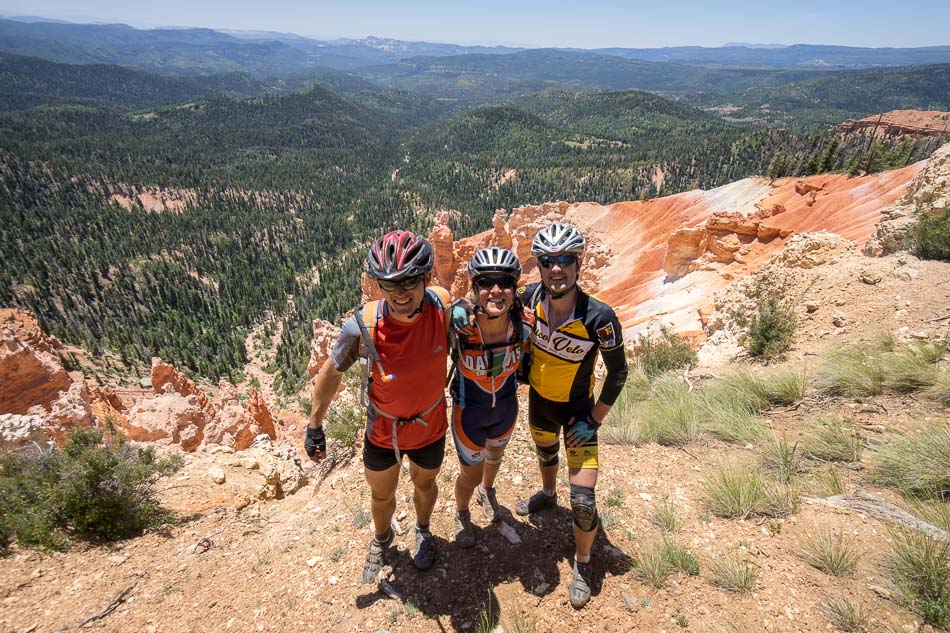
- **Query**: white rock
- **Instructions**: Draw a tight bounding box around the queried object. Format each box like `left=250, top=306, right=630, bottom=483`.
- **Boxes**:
left=638, top=492, right=652, bottom=501
left=498, top=522, right=521, bottom=545
left=209, top=466, right=226, bottom=484
left=307, top=557, right=319, bottom=568
left=328, top=576, right=338, bottom=585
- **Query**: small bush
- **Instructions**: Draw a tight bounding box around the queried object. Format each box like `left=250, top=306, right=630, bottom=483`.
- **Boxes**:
left=634, top=327, right=697, bottom=378
left=762, top=369, right=808, bottom=405
left=873, top=423, right=950, bottom=499
left=703, top=370, right=771, bottom=413
left=0, top=425, right=181, bottom=549
left=799, top=527, right=863, bottom=576
left=760, top=435, right=803, bottom=485
left=882, top=529, right=950, bottom=627
left=664, top=541, right=700, bottom=576
left=640, top=375, right=699, bottom=446
left=746, top=293, right=796, bottom=360
left=708, top=550, right=759, bottom=592
left=909, top=206, right=950, bottom=261
left=325, top=403, right=364, bottom=448
left=819, top=595, right=871, bottom=632
left=803, top=415, right=863, bottom=463
left=814, top=347, right=884, bottom=397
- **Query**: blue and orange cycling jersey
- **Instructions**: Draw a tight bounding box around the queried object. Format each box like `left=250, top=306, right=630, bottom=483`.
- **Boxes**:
left=451, top=319, right=526, bottom=405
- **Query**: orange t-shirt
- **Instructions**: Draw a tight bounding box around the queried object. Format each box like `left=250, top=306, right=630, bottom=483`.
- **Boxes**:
left=331, top=289, right=449, bottom=450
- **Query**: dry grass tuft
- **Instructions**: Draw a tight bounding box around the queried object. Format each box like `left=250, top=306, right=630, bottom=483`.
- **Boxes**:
left=708, top=550, right=759, bottom=592
left=702, top=461, right=798, bottom=519
left=818, top=595, right=871, bottom=632
left=882, top=529, right=950, bottom=628
left=652, top=496, right=681, bottom=533
left=873, top=423, right=950, bottom=499
left=760, top=434, right=803, bottom=485
left=799, top=527, right=863, bottom=576
left=803, top=415, right=863, bottom=463
left=814, top=347, right=884, bottom=397
left=762, top=369, right=808, bottom=405
left=812, top=465, right=846, bottom=497
left=639, top=374, right=699, bottom=446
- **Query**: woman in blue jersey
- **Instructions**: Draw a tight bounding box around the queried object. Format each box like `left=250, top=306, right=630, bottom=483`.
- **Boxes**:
left=451, top=247, right=528, bottom=547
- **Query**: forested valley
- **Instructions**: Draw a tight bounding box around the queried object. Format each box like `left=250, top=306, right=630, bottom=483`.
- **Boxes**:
left=1, top=51, right=947, bottom=395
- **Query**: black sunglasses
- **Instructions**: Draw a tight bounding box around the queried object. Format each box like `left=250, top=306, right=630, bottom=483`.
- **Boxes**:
left=538, top=253, right=577, bottom=269
left=474, top=276, right=515, bottom=290
left=378, top=275, right=423, bottom=292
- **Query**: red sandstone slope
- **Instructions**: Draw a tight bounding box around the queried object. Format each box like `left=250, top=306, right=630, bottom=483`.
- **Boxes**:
left=441, top=161, right=925, bottom=340
left=836, top=109, right=950, bottom=138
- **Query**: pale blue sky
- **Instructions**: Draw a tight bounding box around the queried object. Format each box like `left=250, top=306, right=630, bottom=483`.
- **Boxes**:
left=2, top=0, right=948, bottom=48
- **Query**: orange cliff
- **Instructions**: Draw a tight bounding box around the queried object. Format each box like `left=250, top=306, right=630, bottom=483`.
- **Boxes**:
left=435, top=160, right=926, bottom=341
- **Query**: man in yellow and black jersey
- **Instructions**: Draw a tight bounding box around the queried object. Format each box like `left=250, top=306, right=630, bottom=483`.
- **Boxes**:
left=515, top=222, right=628, bottom=609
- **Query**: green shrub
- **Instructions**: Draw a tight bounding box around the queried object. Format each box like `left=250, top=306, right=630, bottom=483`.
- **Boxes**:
left=703, top=403, right=767, bottom=445
left=634, top=327, right=697, bottom=378
left=630, top=539, right=700, bottom=588
left=909, top=206, right=950, bottom=261
left=703, top=460, right=797, bottom=519
left=602, top=366, right=651, bottom=445
left=325, top=403, right=364, bottom=448
left=640, top=375, right=700, bottom=446
left=873, top=423, right=950, bottom=499
left=928, top=370, right=950, bottom=407
left=652, top=496, right=681, bottom=533
left=799, top=527, right=863, bottom=576
left=803, top=415, right=863, bottom=463
left=746, top=293, right=796, bottom=360
left=882, top=529, right=950, bottom=627
left=0, top=425, right=181, bottom=549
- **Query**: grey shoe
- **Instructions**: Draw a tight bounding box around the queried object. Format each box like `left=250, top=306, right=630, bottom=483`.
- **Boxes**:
left=475, top=485, right=501, bottom=522
left=569, top=559, right=593, bottom=608
left=362, top=529, right=393, bottom=584
left=515, top=490, right=557, bottom=516
left=413, top=527, right=438, bottom=569
left=454, top=511, right=475, bottom=548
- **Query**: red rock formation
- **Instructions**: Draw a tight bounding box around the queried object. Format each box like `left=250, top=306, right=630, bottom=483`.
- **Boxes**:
left=247, top=388, right=277, bottom=439
left=0, top=310, right=95, bottom=442
left=125, top=393, right=207, bottom=452
left=438, top=161, right=924, bottom=340
left=836, top=110, right=950, bottom=139
left=151, top=357, right=217, bottom=419
left=306, top=318, right=341, bottom=378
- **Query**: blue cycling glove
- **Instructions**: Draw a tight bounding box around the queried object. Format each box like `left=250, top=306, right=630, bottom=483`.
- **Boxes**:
left=450, top=304, right=473, bottom=331
left=566, top=420, right=597, bottom=447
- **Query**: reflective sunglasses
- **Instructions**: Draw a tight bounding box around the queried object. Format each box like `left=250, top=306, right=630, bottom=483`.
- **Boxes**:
left=474, top=276, right=515, bottom=290
left=538, top=253, right=577, bottom=269
left=378, top=275, right=423, bottom=292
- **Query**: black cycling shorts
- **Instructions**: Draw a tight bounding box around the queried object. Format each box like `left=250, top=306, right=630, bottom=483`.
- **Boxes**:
left=362, top=435, right=447, bottom=472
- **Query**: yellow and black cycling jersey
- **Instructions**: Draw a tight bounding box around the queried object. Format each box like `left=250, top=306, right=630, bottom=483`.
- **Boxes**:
left=518, top=282, right=627, bottom=405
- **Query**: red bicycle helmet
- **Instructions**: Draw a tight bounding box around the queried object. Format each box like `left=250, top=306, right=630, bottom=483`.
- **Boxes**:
left=367, top=230, right=434, bottom=280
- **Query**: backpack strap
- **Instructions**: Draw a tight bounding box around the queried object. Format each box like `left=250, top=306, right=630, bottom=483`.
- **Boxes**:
left=357, top=300, right=390, bottom=408
left=426, top=286, right=452, bottom=335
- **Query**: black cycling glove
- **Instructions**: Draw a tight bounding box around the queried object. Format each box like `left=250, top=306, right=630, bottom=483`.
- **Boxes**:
left=304, top=426, right=326, bottom=457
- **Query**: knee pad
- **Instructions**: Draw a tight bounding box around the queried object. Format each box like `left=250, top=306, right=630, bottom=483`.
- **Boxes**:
left=535, top=443, right=559, bottom=467
left=484, top=446, right=505, bottom=466
left=570, top=484, right=598, bottom=532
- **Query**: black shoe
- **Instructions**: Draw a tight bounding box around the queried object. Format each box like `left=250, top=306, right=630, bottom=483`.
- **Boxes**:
left=569, top=559, right=593, bottom=608
left=362, top=529, right=394, bottom=584
left=475, top=485, right=501, bottom=522
left=454, top=511, right=475, bottom=548
left=413, top=527, right=438, bottom=569
left=515, top=490, right=557, bottom=516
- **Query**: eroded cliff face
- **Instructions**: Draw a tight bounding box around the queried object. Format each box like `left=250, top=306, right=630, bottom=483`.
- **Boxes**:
left=436, top=157, right=930, bottom=342
left=836, top=110, right=950, bottom=139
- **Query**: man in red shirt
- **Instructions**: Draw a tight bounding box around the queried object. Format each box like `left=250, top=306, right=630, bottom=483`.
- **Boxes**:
left=305, top=230, right=451, bottom=583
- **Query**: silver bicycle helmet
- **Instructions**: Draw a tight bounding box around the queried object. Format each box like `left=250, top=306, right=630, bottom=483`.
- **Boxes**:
left=468, top=247, right=522, bottom=280
left=530, top=222, right=586, bottom=256
left=367, top=230, right=434, bottom=280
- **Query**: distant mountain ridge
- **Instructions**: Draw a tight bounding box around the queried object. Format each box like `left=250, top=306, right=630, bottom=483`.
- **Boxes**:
left=2, top=17, right=949, bottom=79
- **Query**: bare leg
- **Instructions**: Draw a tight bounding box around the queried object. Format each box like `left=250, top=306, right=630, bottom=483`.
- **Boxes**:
left=481, top=446, right=505, bottom=489
left=408, top=462, right=440, bottom=526
left=364, top=464, right=400, bottom=537
left=455, top=461, right=484, bottom=512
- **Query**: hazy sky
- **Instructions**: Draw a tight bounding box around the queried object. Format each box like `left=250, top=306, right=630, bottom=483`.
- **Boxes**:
left=2, top=0, right=949, bottom=49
